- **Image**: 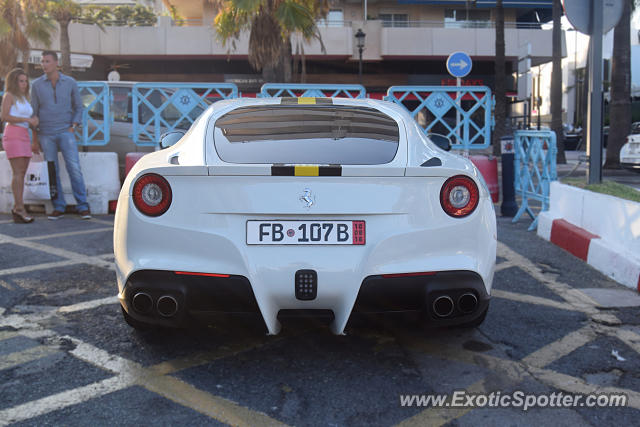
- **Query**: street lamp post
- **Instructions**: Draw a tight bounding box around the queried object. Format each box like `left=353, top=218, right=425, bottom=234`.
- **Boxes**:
left=355, top=28, right=366, bottom=85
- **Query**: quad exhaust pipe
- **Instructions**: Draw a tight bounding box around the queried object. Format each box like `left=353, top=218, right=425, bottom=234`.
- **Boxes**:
left=458, top=293, right=478, bottom=314
left=132, top=292, right=153, bottom=314
left=157, top=295, right=179, bottom=317
left=432, top=293, right=478, bottom=317
left=131, top=292, right=179, bottom=317
left=432, top=295, right=454, bottom=317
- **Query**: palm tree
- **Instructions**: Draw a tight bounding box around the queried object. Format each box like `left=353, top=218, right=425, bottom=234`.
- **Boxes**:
left=603, top=0, right=636, bottom=168
left=46, top=0, right=81, bottom=74
left=492, top=0, right=506, bottom=156
left=551, top=0, right=565, bottom=163
left=0, top=0, right=53, bottom=76
left=214, top=0, right=328, bottom=82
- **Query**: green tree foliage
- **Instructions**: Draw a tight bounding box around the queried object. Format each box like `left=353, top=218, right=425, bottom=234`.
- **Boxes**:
left=45, top=1, right=157, bottom=74
left=0, top=0, right=53, bottom=75
left=213, top=0, right=328, bottom=82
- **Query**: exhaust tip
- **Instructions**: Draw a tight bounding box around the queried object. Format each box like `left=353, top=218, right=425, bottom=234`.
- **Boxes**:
left=432, top=295, right=454, bottom=317
left=157, top=295, right=178, bottom=317
left=458, top=293, right=478, bottom=314
left=132, top=292, right=153, bottom=314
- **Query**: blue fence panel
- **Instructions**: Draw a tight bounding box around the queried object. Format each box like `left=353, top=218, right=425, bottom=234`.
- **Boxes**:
left=384, top=86, right=493, bottom=150
left=77, top=81, right=110, bottom=146
left=512, top=130, right=558, bottom=231
left=132, top=83, right=238, bottom=146
left=259, top=84, right=367, bottom=99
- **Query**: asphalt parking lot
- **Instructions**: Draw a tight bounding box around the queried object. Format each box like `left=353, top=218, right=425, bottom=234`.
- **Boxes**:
left=0, top=212, right=639, bottom=426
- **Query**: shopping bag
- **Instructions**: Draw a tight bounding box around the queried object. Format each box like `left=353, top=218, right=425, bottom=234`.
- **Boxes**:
left=23, top=155, right=57, bottom=200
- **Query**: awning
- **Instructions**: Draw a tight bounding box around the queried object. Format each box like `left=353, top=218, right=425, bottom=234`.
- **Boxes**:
left=25, top=50, right=94, bottom=70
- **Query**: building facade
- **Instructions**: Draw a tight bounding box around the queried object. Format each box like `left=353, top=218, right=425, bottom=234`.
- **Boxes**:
left=33, top=0, right=560, bottom=97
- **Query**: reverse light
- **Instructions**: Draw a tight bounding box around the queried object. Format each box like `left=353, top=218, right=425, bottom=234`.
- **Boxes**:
left=440, top=175, right=479, bottom=218
left=132, top=173, right=172, bottom=216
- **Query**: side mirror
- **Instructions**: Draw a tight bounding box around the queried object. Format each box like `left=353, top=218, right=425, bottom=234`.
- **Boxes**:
left=159, top=131, right=185, bottom=149
left=428, top=133, right=452, bottom=151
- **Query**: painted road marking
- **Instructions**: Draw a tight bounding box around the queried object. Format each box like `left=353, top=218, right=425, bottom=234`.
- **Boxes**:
left=1, top=225, right=639, bottom=425
left=58, top=296, right=118, bottom=314
left=23, top=227, right=113, bottom=241
left=0, top=345, right=60, bottom=371
left=0, top=376, right=130, bottom=426
left=0, top=230, right=114, bottom=277
left=68, top=336, right=288, bottom=426
left=0, top=260, right=83, bottom=277
left=522, top=326, right=598, bottom=368
left=491, top=289, right=578, bottom=312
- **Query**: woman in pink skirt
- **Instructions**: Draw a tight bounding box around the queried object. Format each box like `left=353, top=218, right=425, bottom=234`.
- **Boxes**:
left=1, top=68, right=39, bottom=223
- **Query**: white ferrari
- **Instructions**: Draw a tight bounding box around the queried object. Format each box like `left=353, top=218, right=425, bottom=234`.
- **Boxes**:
left=114, top=96, right=496, bottom=334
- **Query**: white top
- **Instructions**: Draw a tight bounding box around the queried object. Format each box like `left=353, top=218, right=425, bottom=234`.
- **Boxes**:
left=6, top=97, right=33, bottom=129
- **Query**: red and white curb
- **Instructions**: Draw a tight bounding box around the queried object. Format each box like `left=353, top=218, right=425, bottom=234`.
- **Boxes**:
left=537, top=182, right=640, bottom=292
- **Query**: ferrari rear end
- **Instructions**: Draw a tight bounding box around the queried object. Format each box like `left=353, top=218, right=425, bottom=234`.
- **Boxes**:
left=114, top=97, right=496, bottom=334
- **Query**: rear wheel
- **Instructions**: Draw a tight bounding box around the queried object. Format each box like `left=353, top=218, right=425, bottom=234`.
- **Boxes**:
left=121, top=305, right=154, bottom=330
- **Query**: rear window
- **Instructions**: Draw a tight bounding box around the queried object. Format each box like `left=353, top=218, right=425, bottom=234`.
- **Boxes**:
left=213, top=105, right=400, bottom=164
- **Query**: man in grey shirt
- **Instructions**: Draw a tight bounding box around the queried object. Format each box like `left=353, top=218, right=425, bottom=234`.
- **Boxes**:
left=31, top=50, right=91, bottom=220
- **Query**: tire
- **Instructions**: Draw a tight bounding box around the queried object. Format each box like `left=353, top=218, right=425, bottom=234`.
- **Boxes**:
left=455, top=306, right=488, bottom=329
left=121, top=305, right=154, bottom=330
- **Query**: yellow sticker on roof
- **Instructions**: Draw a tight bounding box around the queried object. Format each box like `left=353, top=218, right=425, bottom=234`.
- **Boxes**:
left=294, top=165, right=320, bottom=176
left=297, top=97, right=316, bottom=104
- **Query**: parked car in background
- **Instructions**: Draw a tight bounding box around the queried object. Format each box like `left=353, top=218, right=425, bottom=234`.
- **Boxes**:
left=620, top=121, right=640, bottom=172
left=114, top=97, right=497, bottom=334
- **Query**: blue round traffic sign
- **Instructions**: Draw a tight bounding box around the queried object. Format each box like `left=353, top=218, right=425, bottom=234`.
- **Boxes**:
left=446, top=52, right=472, bottom=78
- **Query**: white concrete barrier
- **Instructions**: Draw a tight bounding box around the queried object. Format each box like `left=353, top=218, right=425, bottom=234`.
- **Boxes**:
left=538, top=181, right=640, bottom=291
left=0, top=151, right=120, bottom=214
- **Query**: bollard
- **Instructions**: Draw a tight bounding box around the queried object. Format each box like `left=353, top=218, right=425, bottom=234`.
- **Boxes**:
left=500, top=135, right=518, bottom=217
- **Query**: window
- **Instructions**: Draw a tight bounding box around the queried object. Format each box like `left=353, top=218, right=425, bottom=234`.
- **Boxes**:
left=83, top=86, right=130, bottom=122
left=444, top=9, right=490, bottom=28
left=213, top=105, right=400, bottom=165
left=111, top=87, right=130, bottom=123
left=379, top=13, right=408, bottom=28
left=318, top=9, right=344, bottom=27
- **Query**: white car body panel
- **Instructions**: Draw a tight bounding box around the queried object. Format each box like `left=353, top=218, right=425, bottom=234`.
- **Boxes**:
left=114, top=97, right=496, bottom=334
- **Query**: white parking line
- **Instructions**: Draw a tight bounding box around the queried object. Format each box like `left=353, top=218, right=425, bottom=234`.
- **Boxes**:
left=24, top=227, right=113, bottom=241
left=0, top=345, right=60, bottom=371
left=58, top=296, right=119, bottom=313
left=491, top=289, right=579, bottom=312
left=522, top=326, right=598, bottom=368
left=88, top=218, right=115, bottom=227
left=497, top=243, right=605, bottom=316
left=0, top=375, right=130, bottom=426
left=0, top=260, right=82, bottom=277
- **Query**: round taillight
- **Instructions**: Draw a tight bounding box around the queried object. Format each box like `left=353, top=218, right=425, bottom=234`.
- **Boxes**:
left=132, top=173, right=172, bottom=217
left=440, top=175, right=479, bottom=218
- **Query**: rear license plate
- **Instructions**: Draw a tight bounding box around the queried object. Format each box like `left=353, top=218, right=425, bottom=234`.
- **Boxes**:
left=246, top=220, right=365, bottom=245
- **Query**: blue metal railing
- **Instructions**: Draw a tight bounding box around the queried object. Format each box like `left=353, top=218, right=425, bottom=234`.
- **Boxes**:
left=77, top=81, right=110, bottom=146
left=512, top=130, right=558, bottom=231
left=259, top=83, right=367, bottom=99
left=384, top=86, right=494, bottom=150
left=131, top=83, right=238, bottom=146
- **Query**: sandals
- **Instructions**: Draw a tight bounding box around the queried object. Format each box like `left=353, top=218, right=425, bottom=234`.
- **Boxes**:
left=12, top=209, right=34, bottom=224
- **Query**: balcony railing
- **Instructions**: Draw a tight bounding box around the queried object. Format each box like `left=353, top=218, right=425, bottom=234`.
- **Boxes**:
left=381, top=20, right=544, bottom=29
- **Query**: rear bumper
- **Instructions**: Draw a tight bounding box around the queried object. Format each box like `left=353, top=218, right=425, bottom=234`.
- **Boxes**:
left=119, top=269, right=489, bottom=330
left=620, top=161, right=640, bottom=170
left=354, top=270, right=489, bottom=326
